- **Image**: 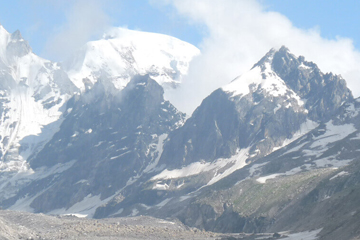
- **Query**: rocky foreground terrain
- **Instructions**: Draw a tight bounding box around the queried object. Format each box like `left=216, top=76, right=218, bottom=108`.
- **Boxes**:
left=0, top=210, right=319, bottom=240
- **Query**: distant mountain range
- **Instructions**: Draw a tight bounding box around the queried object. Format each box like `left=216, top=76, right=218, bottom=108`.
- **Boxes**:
left=0, top=24, right=359, bottom=240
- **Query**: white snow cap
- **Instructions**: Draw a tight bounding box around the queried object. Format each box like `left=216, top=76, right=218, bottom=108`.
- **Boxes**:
left=65, top=27, right=200, bottom=92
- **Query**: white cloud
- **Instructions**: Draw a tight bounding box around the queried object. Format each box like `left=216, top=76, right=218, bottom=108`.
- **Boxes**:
left=164, top=0, right=360, bottom=115
left=43, top=0, right=110, bottom=61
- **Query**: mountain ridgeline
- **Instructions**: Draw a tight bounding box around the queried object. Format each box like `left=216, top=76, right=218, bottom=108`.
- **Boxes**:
left=160, top=46, right=351, bottom=169
left=0, top=24, right=359, bottom=239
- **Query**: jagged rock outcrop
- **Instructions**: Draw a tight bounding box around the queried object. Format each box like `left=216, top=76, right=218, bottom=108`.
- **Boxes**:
left=3, top=75, right=184, bottom=215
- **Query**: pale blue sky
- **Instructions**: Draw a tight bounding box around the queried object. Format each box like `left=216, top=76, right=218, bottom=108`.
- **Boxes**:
left=0, top=0, right=358, bottom=62
left=263, top=0, right=360, bottom=48
left=0, top=0, right=203, bottom=60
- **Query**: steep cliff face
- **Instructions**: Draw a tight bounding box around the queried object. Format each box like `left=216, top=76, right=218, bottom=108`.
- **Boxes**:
left=154, top=46, right=351, bottom=187
left=2, top=75, right=184, bottom=216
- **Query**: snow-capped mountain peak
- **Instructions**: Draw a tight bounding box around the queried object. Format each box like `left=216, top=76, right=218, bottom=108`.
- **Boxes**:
left=154, top=47, right=352, bottom=197
left=0, top=27, right=32, bottom=66
left=222, top=47, right=351, bottom=121
left=65, top=27, right=200, bottom=92
left=0, top=26, right=78, bottom=185
left=252, top=46, right=278, bottom=68
left=7, top=29, right=32, bottom=59
left=222, top=61, right=294, bottom=98
left=222, top=47, right=303, bottom=108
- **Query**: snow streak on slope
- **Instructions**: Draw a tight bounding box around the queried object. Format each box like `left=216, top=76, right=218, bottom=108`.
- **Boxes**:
left=256, top=120, right=357, bottom=184
left=143, top=134, right=168, bottom=173
left=152, top=148, right=250, bottom=187
left=47, top=193, right=117, bottom=218
left=65, top=27, right=200, bottom=92
left=310, top=121, right=356, bottom=150
left=272, top=119, right=319, bottom=152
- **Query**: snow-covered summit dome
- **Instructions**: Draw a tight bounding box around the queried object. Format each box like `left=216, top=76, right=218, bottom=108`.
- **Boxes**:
left=65, top=27, right=200, bottom=92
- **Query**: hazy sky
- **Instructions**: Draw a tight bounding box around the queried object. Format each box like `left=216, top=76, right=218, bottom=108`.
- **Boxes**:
left=0, top=0, right=359, bottom=114
left=0, top=0, right=202, bottom=60
left=0, top=0, right=358, bottom=59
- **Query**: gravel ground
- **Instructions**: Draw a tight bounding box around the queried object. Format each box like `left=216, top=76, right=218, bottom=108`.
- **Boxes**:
left=0, top=210, right=290, bottom=240
left=0, top=210, right=224, bottom=240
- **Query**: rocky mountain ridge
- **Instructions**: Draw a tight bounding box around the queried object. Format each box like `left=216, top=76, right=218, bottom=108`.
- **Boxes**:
left=0, top=23, right=359, bottom=240
left=0, top=25, right=197, bottom=208
left=91, top=46, right=360, bottom=240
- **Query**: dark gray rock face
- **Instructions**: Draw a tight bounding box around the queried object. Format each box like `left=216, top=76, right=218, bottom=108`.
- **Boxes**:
left=2, top=75, right=184, bottom=213
left=160, top=89, right=241, bottom=168
left=270, top=46, right=352, bottom=121
left=160, top=86, right=306, bottom=169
